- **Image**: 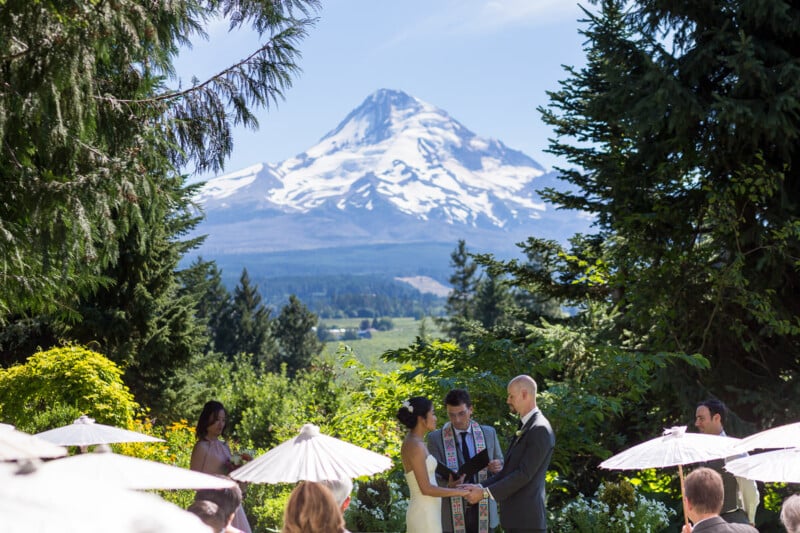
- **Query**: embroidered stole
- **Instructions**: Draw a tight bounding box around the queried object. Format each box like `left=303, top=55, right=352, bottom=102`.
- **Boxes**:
left=442, top=420, right=490, bottom=533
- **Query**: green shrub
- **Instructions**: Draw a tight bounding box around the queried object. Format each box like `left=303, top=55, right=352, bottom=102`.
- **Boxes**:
left=242, top=483, right=294, bottom=532
left=0, top=345, right=139, bottom=432
left=552, top=480, right=674, bottom=533
left=347, top=477, right=408, bottom=533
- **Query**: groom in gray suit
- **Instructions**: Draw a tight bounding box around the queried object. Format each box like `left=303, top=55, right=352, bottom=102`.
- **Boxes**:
left=463, top=375, right=555, bottom=533
left=428, top=389, right=503, bottom=533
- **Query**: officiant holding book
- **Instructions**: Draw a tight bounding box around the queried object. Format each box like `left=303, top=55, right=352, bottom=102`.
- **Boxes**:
left=428, top=389, right=503, bottom=533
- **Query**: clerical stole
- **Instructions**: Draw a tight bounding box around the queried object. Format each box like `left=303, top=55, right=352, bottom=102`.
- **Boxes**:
left=442, top=421, right=490, bottom=533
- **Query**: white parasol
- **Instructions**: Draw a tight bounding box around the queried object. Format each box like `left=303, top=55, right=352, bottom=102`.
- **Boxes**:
left=230, top=423, right=392, bottom=483
left=35, top=414, right=164, bottom=447
left=0, top=423, right=68, bottom=461
left=725, top=447, right=800, bottom=483
left=732, top=420, right=800, bottom=452
left=37, top=445, right=237, bottom=490
left=0, top=461, right=210, bottom=533
left=599, top=426, right=741, bottom=528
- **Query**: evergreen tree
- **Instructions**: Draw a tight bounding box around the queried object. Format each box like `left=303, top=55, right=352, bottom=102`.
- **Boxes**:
left=272, top=295, right=323, bottom=376
left=438, top=240, right=479, bottom=344
left=473, top=270, right=512, bottom=330
left=0, top=0, right=320, bottom=320
left=54, top=176, right=207, bottom=408
left=0, top=175, right=208, bottom=411
left=218, top=269, right=274, bottom=367
left=538, top=0, right=800, bottom=424
left=179, top=258, right=229, bottom=354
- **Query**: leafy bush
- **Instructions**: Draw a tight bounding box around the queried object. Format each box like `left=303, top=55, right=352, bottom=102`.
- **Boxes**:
left=551, top=480, right=674, bottom=533
left=242, top=483, right=294, bottom=532
left=117, top=418, right=198, bottom=509
left=347, top=477, right=408, bottom=533
left=0, top=345, right=139, bottom=432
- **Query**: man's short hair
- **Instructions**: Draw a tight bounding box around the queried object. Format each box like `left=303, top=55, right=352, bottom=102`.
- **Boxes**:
left=195, top=483, right=243, bottom=519
left=781, top=494, right=800, bottom=533
left=698, top=399, right=727, bottom=425
left=444, top=389, right=472, bottom=407
left=684, top=467, right=724, bottom=515
left=319, top=478, right=353, bottom=507
left=187, top=499, right=227, bottom=532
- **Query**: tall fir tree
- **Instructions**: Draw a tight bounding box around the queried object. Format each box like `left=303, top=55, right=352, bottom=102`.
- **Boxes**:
left=438, top=240, right=479, bottom=345
left=537, top=0, right=800, bottom=424
left=184, top=258, right=233, bottom=355
left=271, top=295, right=323, bottom=376
left=217, top=269, right=275, bottom=367
left=0, top=0, right=320, bottom=319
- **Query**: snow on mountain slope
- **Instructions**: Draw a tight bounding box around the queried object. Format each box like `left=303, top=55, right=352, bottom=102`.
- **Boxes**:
left=197, top=89, right=547, bottom=228
left=193, top=89, right=586, bottom=254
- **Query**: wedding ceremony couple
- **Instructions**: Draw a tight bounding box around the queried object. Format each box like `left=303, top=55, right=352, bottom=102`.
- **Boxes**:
left=397, top=375, right=555, bottom=533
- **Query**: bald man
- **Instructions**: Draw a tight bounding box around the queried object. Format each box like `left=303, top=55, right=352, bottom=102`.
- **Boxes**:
left=463, top=375, right=555, bottom=533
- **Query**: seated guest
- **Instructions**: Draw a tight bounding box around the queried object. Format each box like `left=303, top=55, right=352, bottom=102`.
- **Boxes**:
left=282, top=481, right=347, bottom=533
left=781, top=494, right=800, bottom=533
left=681, top=467, right=758, bottom=533
left=188, top=499, right=227, bottom=533
left=319, top=478, right=353, bottom=513
left=195, top=484, right=245, bottom=533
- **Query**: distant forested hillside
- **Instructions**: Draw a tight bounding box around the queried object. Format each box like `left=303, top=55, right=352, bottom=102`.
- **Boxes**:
left=236, top=273, right=446, bottom=318
left=183, top=242, right=457, bottom=317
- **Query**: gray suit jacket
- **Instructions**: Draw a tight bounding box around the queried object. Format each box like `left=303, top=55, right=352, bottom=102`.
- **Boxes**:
left=691, top=516, right=758, bottom=532
left=427, top=423, right=502, bottom=531
left=484, top=409, right=554, bottom=531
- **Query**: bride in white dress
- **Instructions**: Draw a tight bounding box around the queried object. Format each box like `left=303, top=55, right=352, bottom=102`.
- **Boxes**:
left=398, top=397, right=470, bottom=533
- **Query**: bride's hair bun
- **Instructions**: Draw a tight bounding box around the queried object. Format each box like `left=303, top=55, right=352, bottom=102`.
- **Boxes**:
left=396, top=397, right=433, bottom=429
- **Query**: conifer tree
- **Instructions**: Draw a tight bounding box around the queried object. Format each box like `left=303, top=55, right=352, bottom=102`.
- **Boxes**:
left=0, top=0, right=320, bottom=320
left=180, top=258, right=231, bottom=354
left=217, top=269, right=274, bottom=367
left=537, top=0, right=800, bottom=423
left=52, top=176, right=206, bottom=407
left=439, top=240, right=479, bottom=345
left=272, top=295, right=323, bottom=376
left=473, top=271, right=511, bottom=330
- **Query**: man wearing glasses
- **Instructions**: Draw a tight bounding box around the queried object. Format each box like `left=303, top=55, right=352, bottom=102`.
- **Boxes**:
left=428, top=389, right=504, bottom=533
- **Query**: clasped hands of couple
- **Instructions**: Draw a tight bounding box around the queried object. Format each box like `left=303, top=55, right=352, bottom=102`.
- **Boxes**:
left=446, top=459, right=504, bottom=504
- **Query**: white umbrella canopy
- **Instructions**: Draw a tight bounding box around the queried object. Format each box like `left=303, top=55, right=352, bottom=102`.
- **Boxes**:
left=725, top=448, right=800, bottom=483
left=35, top=414, right=164, bottom=446
left=0, top=461, right=210, bottom=533
left=37, top=445, right=237, bottom=490
left=599, top=426, right=742, bottom=529
left=0, top=423, right=68, bottom=461
left=599, top=426, right=742, bottom=470
left=231, top=423, right=392, bottom=483
left=732, top=420, right=800, bottom=452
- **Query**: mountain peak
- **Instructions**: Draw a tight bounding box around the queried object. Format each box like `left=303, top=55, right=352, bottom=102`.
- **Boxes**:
left=366, top=88, right=419, bottom=108
left=319, top=88, right=429, bottom=147
left=193, top=89, right=582, bottom=254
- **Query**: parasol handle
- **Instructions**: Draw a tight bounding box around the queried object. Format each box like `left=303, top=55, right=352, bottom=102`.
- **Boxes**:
left=679, top=464, right=689, bottom=529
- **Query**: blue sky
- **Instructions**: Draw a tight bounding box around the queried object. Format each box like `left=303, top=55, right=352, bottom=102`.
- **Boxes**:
left=175, top=1, right=589, bottom=180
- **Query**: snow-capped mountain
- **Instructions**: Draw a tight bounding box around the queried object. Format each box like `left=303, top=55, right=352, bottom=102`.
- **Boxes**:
left=194, top=89, right=586, bottom=255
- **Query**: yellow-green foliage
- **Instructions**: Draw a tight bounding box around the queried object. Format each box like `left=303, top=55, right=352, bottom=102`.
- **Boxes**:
left=0, top=345, right=139, bottom=432
left=117, top=418, right=196, bottom=467
left=117, top=418, right=198, bottom=509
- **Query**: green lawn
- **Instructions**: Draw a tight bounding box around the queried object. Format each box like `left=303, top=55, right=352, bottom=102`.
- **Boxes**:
left=320, top=316, right=443, bottom=369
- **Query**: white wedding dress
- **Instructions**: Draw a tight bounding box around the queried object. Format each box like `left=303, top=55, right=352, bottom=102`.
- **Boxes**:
left=405, top=454, right=442, bottom=533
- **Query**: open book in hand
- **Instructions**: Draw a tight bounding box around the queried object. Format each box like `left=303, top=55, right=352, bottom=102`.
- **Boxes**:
left=436, top=448, right=490, bottom=480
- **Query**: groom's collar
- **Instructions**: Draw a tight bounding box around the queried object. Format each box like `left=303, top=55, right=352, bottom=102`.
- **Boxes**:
left=520, top=407, right=539, bottom=428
